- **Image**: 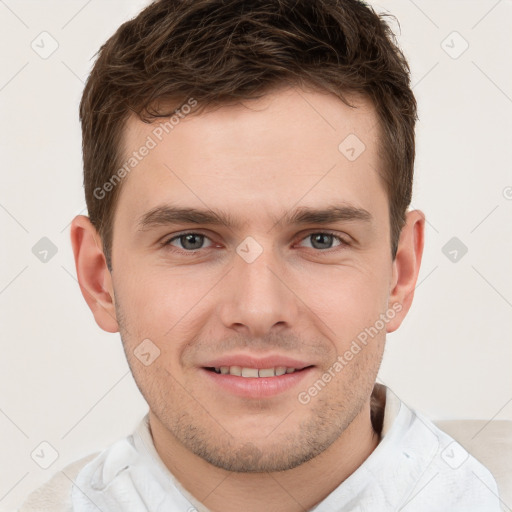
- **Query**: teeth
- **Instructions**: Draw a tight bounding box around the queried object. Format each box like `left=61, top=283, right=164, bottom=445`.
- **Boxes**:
left=242, top=367, right=259, bottom=377
left=229, top=365, right=242, bottom=376
left=258, top=368, right=275, bottom=377
left=213, top=366, right=298, bottom=377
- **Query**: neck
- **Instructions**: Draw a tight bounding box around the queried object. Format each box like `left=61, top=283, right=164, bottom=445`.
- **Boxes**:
left=150, top=397, right=381, bottom=512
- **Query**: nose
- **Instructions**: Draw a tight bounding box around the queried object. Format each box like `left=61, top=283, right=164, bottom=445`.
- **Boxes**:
left=217, top=242, right=300, bottom=338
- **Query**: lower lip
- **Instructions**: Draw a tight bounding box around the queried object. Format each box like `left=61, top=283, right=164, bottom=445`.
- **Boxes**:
left=201, top=367, right=313, bottom=399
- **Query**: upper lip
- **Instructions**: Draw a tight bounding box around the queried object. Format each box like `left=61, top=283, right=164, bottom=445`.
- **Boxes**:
left=201, top=353, right=313, bottom=370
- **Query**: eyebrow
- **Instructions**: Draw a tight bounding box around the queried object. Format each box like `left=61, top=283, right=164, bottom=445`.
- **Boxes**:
left=137, top=204, right=372, bottom=232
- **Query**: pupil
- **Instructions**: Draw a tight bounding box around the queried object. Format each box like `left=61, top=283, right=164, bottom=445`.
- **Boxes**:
left=183, top=234, right=203, bottom=250
left=312, top=233, right=332, bottom=250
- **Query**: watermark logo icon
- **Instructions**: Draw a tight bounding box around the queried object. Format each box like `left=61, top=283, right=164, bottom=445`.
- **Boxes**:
left=32, top=237, right=58, bottom=263
left=134, top=338, right=161, bottom=366
left=31, top=32, right=59, bottom=59
left=31, top=441, right=59, bottom=469
left=338, top=133, right=366, bottom=162
left=441, top=31, right=469, bottom=60
left=441, top=441, right=469, bottom=469
left=236, top=236, right=263, bottom=264
left=442, top=236, right=468, bottom=263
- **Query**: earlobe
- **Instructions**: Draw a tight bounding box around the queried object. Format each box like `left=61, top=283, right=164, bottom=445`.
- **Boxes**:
left=70, top=215, right=119, bottom=333
left=386, top=209, right=425, bottom=334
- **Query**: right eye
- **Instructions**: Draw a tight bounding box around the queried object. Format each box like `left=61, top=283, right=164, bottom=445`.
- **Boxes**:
left=162, top=232, right=215, bottom=253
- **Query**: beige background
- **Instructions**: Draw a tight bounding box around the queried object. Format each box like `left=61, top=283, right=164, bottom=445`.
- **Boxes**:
left=1, top=0, right=511, bottom=509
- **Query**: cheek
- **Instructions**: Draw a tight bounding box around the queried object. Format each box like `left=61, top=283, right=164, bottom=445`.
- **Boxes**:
left=114, top=264, right=217, bottom=359
left=116, top=262, right=200, bottom=321
left=300, top=260, right=390, bottom=339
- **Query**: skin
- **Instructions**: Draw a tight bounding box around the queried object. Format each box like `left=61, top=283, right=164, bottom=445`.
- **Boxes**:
left=71, top=85, right=424, bottom=512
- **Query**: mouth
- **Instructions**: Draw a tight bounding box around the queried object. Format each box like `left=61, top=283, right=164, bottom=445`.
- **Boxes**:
left=201, top=361, right=315, bottom=399
left=204, top=365, right=312, bottom=377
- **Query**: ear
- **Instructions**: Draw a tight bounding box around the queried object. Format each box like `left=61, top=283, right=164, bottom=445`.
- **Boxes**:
left=70, top=215, right=119, bottom=333
left=386, top=209, right=425, bottom=333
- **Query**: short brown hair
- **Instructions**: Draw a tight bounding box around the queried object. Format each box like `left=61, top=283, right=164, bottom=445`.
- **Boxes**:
left=80, top=0, right=417, bottom=270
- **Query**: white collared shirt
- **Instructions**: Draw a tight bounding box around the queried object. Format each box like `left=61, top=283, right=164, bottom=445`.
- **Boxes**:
left=20, top=386, right=501, bottom=511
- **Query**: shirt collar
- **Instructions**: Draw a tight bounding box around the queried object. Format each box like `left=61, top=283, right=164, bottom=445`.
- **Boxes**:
left=130, top=384, right=440, bottom=511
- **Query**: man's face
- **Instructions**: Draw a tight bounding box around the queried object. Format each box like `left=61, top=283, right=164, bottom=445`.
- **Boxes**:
left=109, top=86, right=397, bottom=472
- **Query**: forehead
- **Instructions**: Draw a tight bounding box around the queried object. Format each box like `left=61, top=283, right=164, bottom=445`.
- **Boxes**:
left=115, top=86, right=386, bottom=231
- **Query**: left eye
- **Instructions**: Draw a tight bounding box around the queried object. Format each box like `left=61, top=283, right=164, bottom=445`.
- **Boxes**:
left=165, top=233, right=213, bottom=251
left=298, top=232, right=345, bottom=250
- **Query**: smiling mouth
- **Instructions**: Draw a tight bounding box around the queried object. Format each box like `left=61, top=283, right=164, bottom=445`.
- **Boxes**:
left=204, top=366, right=313, bottom=378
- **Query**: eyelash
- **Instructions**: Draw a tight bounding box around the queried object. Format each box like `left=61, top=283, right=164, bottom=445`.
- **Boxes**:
left=161, top=231, right=350, bottom=255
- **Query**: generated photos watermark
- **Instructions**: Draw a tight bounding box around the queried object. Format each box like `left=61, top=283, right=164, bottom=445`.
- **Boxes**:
left=93, top=97, right=198, bottom=200
left=298, top=302, right=402, bottom=405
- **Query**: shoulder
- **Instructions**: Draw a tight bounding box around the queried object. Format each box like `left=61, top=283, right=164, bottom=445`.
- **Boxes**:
left=18, top=452, right=100, bottom=512
left=434, top=418, right=512, bottom=505
left=379, top=388, right=501, bottom=510
left=405, top=406, right=502, bottom=511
